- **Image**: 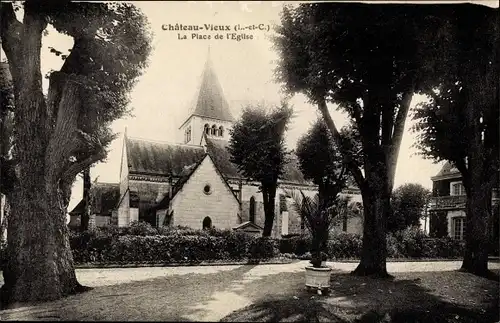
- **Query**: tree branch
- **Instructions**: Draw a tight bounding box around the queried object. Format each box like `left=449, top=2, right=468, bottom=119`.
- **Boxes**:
left=62, top=147, right=106, bottom=183
left=317, top=98, right=366, bottom=190
left=387, top=90, right=413, bottom=191
left=454, top=157, right=470, bottom=190
left=45, top=78, right=82, bottom=181
left=0, top=2, right=23, bottom=81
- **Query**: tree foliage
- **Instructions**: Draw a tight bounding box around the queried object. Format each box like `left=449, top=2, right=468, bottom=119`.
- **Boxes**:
left=1, top=2, right=152, bottom=198
left=389, top=183, right=430, bottom=233
left=228, top=102, right=293, bottom=185
left=228, top=102, right=293, bottom=236
left=296, top=119, right=359, bottom=208
left=412, top=6, right=498, bottom=179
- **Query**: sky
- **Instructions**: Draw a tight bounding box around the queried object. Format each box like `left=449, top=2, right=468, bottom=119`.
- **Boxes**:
left=5, top=1, right=497, bottom=212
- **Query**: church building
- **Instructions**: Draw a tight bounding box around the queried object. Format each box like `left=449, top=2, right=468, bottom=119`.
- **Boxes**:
left=70, top=53, right=363, bottom=238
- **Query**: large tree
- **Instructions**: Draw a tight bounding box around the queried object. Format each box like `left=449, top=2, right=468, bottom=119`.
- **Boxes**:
left=274, top=3, right=433, bottom=276
left=389, top=183, right=431, bottom=233
left=228, top=102, right=293, bottom=237
left=0, top=1, right=151, bottom=304
left=413, top=4, right=498, bottom=276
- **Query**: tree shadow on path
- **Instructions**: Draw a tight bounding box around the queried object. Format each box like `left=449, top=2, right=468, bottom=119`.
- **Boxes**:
left=221, top=270, right=499, bottom=323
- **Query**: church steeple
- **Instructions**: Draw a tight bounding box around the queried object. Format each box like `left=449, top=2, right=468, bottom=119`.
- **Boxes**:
left=189, top=47, right=234, bottom=122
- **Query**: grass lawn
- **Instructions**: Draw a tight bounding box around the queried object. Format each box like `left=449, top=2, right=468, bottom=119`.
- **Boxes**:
left=221, top=270, right=500, bottom=323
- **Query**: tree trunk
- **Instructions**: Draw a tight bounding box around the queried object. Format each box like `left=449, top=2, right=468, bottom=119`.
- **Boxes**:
left=1, top=174, right=84, bottom=305
left=352, top=178, right=390, bottom=277
left=0, top=196, right=8, bottom=243
left=460, top=181, right=493, bottom=277
left=262, top=184, right=277, bottom=237
left=80, top=167, right=91, bottom=232
left=0, top=7, right=88, bottom=305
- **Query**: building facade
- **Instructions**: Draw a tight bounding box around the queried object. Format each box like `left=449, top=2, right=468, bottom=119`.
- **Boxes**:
left=70, top=53, right=363, bottom=238
left=428, top=161, right=499, bottom=240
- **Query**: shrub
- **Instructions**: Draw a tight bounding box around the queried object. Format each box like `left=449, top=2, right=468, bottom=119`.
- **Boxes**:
left=279, top=235, right=310, bottom=255
left=327, top=232, right=362, bottom=259
left=247, top=237, right=277, bottom=260
left=385, top=227, right=464, bottom=259
left=388, top=226, right=427, bottom=258
left=122, top=221, right=159, bottom=236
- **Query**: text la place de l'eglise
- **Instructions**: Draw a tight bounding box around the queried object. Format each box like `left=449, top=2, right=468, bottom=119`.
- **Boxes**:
left=162, top=23, right=231, bottom=31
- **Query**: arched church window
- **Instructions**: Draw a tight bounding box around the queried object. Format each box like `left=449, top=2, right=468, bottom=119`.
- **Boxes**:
left=211, top=124, right=217, bottom=136
left=204, top=124, right=210, bottom=135
left=219, top=126, right=224, bottom=137
left=202, top=216, right=212, bottom=230
left=249, top=196, right=256, bottom=223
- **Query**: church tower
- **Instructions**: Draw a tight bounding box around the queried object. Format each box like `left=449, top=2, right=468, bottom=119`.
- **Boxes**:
left=179, top=48, right=234, bottom=145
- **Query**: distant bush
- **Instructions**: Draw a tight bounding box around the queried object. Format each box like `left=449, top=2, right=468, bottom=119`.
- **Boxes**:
left=279, top=235, right=311, bottom=255
left=386, top=226, right=464, bottom=259
left=122, top=221, right=159, bottom=236
left=327, top=232, right=362, bottom=259
left=278, top=227, right=465, bottom=260
left=247, top=237, right=278, bottom=260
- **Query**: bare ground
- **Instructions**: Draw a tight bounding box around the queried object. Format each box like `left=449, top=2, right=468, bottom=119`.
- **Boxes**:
left=0, top=261, right=498, bottom=322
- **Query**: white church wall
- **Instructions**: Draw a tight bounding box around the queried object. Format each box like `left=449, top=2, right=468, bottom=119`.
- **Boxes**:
left=117, top=189, right=130, bottom=227
left=130, top=208, right=139, bottom=224
left=171, top=156, right=240, bottom=230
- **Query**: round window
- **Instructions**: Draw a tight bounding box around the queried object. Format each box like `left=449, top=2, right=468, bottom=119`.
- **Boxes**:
left=203, top=184, right=212, bottom=195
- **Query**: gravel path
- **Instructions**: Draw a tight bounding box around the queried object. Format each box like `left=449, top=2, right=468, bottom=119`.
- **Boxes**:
left=71, top=260, right=500, bottom=287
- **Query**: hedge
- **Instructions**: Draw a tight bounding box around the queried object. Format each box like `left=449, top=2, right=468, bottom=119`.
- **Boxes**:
left=68, top=228, right=277, bottom=264
left=0, top=225, right=470, bottom=268
left=279, top=228, right=465, bottom=260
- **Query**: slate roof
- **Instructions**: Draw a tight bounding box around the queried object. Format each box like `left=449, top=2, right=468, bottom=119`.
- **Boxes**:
left=233, top=221, right=263, bottom=231
left=69, top=183, right=120, bottom=216
left=433, top=161, right=460, bottom=179
left=152, top=156, right=207, bottom=211
left=204, top=136, right=309, bottom=184
left=185, top=55, right=234, bottom=123
left=126, top=137, right=206, bottom=176
left=204, top=137, right=240, bottom=178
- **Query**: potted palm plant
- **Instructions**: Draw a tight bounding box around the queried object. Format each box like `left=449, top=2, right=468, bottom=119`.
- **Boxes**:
left=289, top=190, right=341, bottom=295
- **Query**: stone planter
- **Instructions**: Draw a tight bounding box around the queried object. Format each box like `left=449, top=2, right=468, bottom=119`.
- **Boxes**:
left=305, top=265, right=332, bottom=293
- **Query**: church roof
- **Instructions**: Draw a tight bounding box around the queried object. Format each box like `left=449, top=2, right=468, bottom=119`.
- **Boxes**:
left=153, top=154, right=239, bottom=211
left=126, top=137, right=206, bottom=176
left=69, top=182, right=120, bottom=216
left=185, top=54, right=234, bottom=123
left=204, top=137, right=309, bottom=184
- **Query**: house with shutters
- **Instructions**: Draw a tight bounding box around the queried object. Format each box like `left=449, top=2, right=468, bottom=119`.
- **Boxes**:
left=70, top=52, right=363, bottom=237
left=427, top=161, right=499, bottom=241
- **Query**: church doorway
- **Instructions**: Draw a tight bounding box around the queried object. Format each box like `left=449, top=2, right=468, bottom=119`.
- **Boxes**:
left=202, top=216, right=212, bottom=230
